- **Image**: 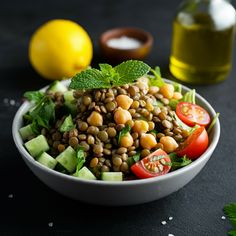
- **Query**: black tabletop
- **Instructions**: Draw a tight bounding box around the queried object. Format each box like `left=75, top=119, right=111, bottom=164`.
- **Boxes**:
left=1, top=0, right=236, bottom=235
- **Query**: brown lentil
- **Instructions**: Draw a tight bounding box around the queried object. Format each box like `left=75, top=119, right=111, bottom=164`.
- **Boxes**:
left=83, top=96, right=92, bottom=106
left=103, top=148, right=111, bottom=155
left=69, top=128, right=78, bottom=138
left=101, top=165, right=110, bottom=172
left=155, top=142, right=164, bottom=150
left=69, top=137, right=79, bottom=148
left=97, top=130, right=109, bottom=142
left=93, top=144, right=103, bottom=154
left=141, top=149, right=150, bottom=158
left=87, top=126, right=99, bottom=135
left=78, top=134, right=87, bottom=140
left=90, top=157, right=99, bottom=168
left=80, top=141, right=90, bottom=151
left=52, top=131, right=61, bottom=141
left=57, top=144, right=65, bottom=152
left=78, top=121, right=88, bottom=131
left=53, top=141, right=60, bottom=149
left=117, top=147, right=127, bottom=154
left=156, top=133, right=165, bottom=139
left=120, top=162, right=129, bottom=172
left=162, top=120, right=173, bottom=129
left=112, top=156, right=122, bottom=166
left=87, top=135, right=95, bottom=145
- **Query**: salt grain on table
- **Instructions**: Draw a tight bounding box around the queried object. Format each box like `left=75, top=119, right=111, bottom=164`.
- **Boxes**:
left=161, top=220, right=167, bottom=225
left=48, top=222, right=53, bottom=227
left=168, top=234, right=175, bottom=236
left=8, top=194, right=13, bottom=199
left=168, top=216, right=173, bottom=221
left=221, top=216, right=226, bottom=220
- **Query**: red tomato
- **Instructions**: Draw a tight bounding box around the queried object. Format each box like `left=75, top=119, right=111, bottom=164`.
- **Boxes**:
left=176, top=126, right=208, bottom=160
left=176, top=102, right=210, bottom=127
left=131, top=149, right=171, bottom=179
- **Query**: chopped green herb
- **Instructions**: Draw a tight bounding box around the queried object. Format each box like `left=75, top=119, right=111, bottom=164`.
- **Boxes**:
left=118, top=124, right=131, bottom=144
left=169, top=153, right=192, bottom=170
left=169, top=99, right=179, bottom=110
left=28, top=96, right=55, bottom=129
left=224, top=203, right=236, bottom=235
left=69, top=60, right=150, bottom=90
left=148, top=66, right=165, bottom=87
left=127, top=152, right=140, bottom=167
left=207, top=113, right=220, bottom=134
left=59, top=114, right=75, bottom=132
left=75, top=147, right=86, bottom=176
left=24, top=91, right=45, bottom=104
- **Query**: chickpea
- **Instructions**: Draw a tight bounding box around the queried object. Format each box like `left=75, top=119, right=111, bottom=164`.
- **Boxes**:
left=160, top=83, right=174, bottom=99
left=149, top=86, right=159, bottom=95
left=132, top=120, right=149, bottom=134
left=120, top=133, right=134, bottom=148
left=114, top=108, right=132, bottom=124
left=173, top=92, right=183, bottom=100
left=160, top=136, right=179, bottom=153
left=140, top=133, right=157, bottom=149
left=87, top=111, right=103, bottom=126
left=116, top=95, right=133, bottom=110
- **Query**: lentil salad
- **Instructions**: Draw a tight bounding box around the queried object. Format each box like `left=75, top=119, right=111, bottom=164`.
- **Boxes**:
left=19, top=60, right=217, bottom=181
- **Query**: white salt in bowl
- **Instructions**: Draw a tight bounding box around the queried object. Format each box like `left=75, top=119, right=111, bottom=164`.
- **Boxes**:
left=12, top=79, right=220, bottom=206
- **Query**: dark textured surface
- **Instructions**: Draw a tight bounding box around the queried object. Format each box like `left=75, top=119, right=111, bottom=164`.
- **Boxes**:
left=0, top=0, right=236, bottom=235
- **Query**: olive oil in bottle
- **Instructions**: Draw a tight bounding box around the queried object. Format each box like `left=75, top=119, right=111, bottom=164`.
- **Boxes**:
left=170, top=0, right=236, bottom=84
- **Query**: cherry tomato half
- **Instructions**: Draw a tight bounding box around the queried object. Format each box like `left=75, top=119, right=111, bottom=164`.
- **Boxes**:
left=176, top=102, right=211, bottom=127
left=131, top=149, right=171, bottom=179
left=176, top=126, right=208, bottom=160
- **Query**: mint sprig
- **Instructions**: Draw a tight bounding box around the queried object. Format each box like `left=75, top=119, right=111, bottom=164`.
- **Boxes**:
left=69, top=60, right=150, bottom=90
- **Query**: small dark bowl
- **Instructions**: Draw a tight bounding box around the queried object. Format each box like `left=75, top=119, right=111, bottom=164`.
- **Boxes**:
left=99, top=27, right=153, bottom=63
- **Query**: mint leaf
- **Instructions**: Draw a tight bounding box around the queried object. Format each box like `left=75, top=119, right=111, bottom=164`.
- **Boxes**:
left=75, top=147, right=86, bottom=175
left=224, top=203, right=236, bottom=228
left=24, top=91, right=45, bottom=104
left=69, top=60, right=150, bottom=90
left=59, top=114, right=75, bottom=132
left=29, top=96, right=55, bottom=129
left=118, top=124, right=131, bottom=144
left=69, top=68, right=110, bottom=90
left=169, top=153, right=192, bottom=170
left=113, top=60, right=150, bottom=86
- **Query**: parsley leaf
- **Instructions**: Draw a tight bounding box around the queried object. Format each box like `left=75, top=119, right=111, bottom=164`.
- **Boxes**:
left=224, top=203, right=236, bottom=229
left=28, top=96, right=55, bottom=129
left=228, top=230, right=236, bottom=236
left=24, top=91, right=45, bottom=104
left=169, top=153, right=192, bottom=170
left=59, top=114, right=75, bottom=132
left=173, top=82, right=182, bottom=93
left=127, top=151, right=140, bottom=167
left=75, top=147, right=86, bottom=176
left=118, top=124, right=131, bottom=144
left=69, top=60, right=150, bottom=90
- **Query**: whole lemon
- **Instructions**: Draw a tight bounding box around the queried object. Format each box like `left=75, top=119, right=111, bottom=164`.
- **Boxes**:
left=29, top=19, right=93, bottom=80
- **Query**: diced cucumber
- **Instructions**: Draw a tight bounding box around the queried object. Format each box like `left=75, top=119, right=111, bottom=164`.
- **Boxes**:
left=101, top=172, right=123, bottom=181
left=25, top=135, right=49, bottom=158
left=64, top=90, right=77, bottom=115
left=56, top=146, right=77, bottom=173
left=59, top=114, right=75, bottom=132
left=75, top=167, right=96, bottom=180
left=19, top=124, right=34, bottom=140
left=37, top=152, right=57, bottom=169
left=48, top=81, right=67, bottom=93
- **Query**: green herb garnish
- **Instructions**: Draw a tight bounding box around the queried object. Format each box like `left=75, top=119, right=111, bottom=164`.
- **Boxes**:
left=207, top=113, right=220, bottom=134
left=69, top=60, right=150, bottom=90
left=169, top=99, right=179, bottom=110
left=173, top=82, right=182, bottom=93
left=24, top=91, right=45, bottom=104
left=127, top=152, right=141, bottom=167
left=224, top=203, right=236, bottom=235
left=59, top=114, right=75, bottom=132
left=75, top=147, right=86, bottom=176
left=118, top=124, right=131, bottom=144
left=27, top=96, right=55, bottom=130
left=148, top=66, right=165, bottom=87
left=169, top=153, right=192, bottom=170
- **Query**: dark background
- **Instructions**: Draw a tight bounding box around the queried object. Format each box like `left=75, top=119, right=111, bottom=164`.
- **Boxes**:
left=0, top=0, right=236, bottom=235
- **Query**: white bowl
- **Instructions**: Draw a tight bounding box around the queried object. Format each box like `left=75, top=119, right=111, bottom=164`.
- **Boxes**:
left=12, top=79, right=220, bottom=206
